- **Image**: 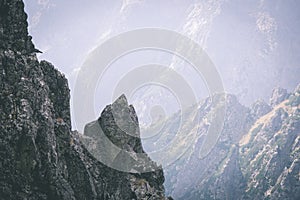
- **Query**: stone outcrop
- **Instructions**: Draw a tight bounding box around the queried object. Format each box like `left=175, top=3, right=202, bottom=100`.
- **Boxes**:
left=82, top=95, right=168, bottom=199
left=269, top=87, right=289, bottom=107
left=0, top=0, right=170, bottom=199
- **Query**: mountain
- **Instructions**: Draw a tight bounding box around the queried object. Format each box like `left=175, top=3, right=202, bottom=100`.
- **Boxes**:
left=80, top=94, right=169, bottom=199
left=143, top=86, right=300, bottom=199
left=239, top=85, right=300, bottom=199
left=0, top=0, right=170, bottom=199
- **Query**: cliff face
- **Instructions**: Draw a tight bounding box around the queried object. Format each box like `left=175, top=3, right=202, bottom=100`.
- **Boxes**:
left=159, top=94, right=251, bottom=199
left=239, top=85, right=300, bottom=199
left=0, top=1, right=169, bottom=199
left=146, top=86, right=299, bottom=199
left=82, top=95, right=168, bottom=199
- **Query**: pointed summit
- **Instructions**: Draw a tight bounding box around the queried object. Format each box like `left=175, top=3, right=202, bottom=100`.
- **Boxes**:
left=0, top=0, right=36, bottom=53
left=113, top=94, right=128, bottom=107
left=269, top=87, right=289, bottom=107
left=294, top=83, right=300, bottom=94
left=97, top=93, right=142, bottom=153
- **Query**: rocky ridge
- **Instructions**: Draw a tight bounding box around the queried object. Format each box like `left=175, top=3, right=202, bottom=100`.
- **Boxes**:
left=0, top=0, right=170, bottom=199
left=145, top=85, right=300, bottom=200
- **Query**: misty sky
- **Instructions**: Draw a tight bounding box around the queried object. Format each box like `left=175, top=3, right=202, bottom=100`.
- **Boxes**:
left=23, top=0, right=300, bottom=131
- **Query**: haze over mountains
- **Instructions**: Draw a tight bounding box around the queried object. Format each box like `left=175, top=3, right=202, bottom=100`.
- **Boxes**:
left=141, top=85, right=300, bottom=199
left=1, top=0, right=299, bottom=200
left=23, top=0, right=300, bottom=132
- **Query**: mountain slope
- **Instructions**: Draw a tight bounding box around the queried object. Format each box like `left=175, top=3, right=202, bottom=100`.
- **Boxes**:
left=0, top=1, right=169, bottom=199
left=239, top=86, right=300, bottom=199
left=144, top=86, right=300, bottom=199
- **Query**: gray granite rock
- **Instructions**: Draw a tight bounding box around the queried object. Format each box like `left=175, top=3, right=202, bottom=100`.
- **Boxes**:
left=0, top=1, right=171, bottom=199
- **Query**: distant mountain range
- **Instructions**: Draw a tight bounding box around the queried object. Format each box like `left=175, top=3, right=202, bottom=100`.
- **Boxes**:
left=142, top=85, right=300, bottom=199
left=1, top=0, right=299, bottom=199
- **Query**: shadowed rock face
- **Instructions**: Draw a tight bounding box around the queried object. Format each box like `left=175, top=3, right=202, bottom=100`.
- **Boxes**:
left=83, top=94, right=168, bottom=198
left=98, top=94, right=144, bottom=153
left=0, top=1, right=170, bottom=199
left=0, top=0, right=36, bottom=54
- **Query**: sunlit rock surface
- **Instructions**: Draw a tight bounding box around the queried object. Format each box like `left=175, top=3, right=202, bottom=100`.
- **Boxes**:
left=145, top=86, right=300, bottom=199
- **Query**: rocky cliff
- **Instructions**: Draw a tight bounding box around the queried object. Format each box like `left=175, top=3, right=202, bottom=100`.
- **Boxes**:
left=146, top=86, right=300, bottom=199
left=239, top=85, right=300, bottom=199
left=0, top=0, right=170, bottom=199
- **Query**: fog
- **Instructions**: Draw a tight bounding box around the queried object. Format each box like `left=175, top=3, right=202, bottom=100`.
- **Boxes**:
left=23, top=0, right=300, bottom=134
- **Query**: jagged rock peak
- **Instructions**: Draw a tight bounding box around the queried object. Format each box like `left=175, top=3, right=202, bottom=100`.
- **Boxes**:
left=97, top=94, right=143, bottom=153
left=113, top=93, right=129, bottom=106
left=250, top=99, right=272, bottom=119
left=0, top=0, right=36, bottom=54
left=269, top=87, right=289, bottom=107
left=294, top=83, right=300, bottom=94
left=0, top=1, right=171, bottom=199
left=83, top=95, right=172, bottom=198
